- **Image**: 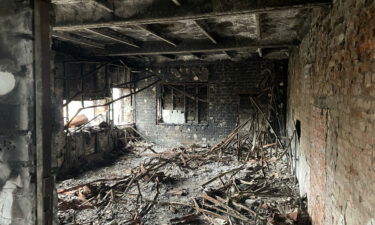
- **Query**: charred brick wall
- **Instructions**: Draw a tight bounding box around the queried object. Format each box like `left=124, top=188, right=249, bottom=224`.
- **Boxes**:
left=287, top=1, right=375, bottom=224
left=57, top=128, right=124, bottom=178
left=0, top=1, right=36, bottom=224
left=135, top=59, right=287, bottom=147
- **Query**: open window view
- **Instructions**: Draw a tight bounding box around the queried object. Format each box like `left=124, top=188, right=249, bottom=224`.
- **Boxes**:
left=1, top=0, right=374, bottom=225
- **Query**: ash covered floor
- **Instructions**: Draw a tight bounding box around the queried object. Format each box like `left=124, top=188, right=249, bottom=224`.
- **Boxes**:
left=57, top=140, right=310, bottom=225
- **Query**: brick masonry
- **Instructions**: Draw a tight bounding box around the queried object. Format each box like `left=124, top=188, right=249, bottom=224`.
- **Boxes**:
left=287, top=0, right=375, bottom=224
left=135, top=60, right=287, bottom=147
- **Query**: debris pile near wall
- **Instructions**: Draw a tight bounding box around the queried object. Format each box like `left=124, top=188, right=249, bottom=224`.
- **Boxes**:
left=57, top=126, right=137, bottom=178
left=57, top=123, right=306, bottom=225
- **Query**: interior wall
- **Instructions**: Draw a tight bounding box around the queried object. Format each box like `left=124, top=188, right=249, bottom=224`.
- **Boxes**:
left=287, top=1, right=375, bottom=224
left=135, top=59, right=287, bottom=147
left=0, top=1, right=36, bottom=224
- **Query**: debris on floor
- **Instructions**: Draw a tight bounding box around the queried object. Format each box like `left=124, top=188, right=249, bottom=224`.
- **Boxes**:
left=58, top=139, right=307, bottom=225
left=57, top=96, right=305, bottom=225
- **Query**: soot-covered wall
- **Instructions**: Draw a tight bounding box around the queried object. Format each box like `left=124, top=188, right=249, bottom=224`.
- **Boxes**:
left=135, top=59, right=287, bottom=147
left=0, top=1, right=36, bottom=224
left=287, top=1, right=375, bottom=224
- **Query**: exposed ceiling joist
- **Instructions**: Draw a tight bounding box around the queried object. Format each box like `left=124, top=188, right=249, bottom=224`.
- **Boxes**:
left=255, top=14, right=262, bottom=57
left=193, top=20, right=238, bottom=60
left=85, top=28, right=140, bottom=48
left=171, top=0, right=181, bottom=6
left=52, top=32, right=106, bottom=49
left=105, top=39, right=296, bottom=56
left=92, top=0, right=112, bottom=12
left=255, top=14, right=262, bottom=40
left=194, top=20, right=218, bottom=44
left=136, top=25, right=177, bottom=47
left=53, top=1, right=331, bottom=31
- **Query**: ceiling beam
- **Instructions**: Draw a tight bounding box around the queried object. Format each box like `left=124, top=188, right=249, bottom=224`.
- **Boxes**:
left=194, top=20, right=237, bottom=60
left=255, top=14, right=262, bottom=40
left=136, top=25, right=177, bottom=47
left=52, top=32, right=106, bottom=49
left=255, top=14, right=262, bottom=57
left=85, top=28, right=140, bottom=48
left=171, top=0, right=181, bottom=6
left=92, top=0, right=113, bottom=12
left=105, top=39, right=297, bottom=56
left=193, top=20, right=218, bottom=44
left=53, top=1, right=331, bottom=31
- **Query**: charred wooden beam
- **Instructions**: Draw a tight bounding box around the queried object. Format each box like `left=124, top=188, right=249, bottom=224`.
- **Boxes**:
left=255, top=14, right=262, bottom=57
left=171, top=0, right=181, bottom=6
left=92, top=0, right=112, bottom=12
left=194, top=20, right=218, bottom=44
left=52, top=32, right=106, bottom=49
left=255, top=14, right=262, bottom=40
left=136, top=25, right=177, bottom=47
left=194, top=20, right=236, bottom=59
left=105, top=39, right=296, bottom=56
left=35, top=0, right=54, bottom=224
left=85, top=28, right=140, bottom=48
left=53, top=1, right=331, bottom=31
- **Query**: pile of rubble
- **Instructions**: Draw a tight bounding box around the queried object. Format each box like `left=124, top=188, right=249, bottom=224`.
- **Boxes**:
left=57, top=139, right=307, bottom=225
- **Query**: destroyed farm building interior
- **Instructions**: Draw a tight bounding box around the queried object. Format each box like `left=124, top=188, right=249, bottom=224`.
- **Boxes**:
left=0, top=0, right=375, bottom=224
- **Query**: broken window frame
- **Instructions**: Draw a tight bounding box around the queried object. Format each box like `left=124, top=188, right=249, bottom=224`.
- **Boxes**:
left=157, top=83, right=209, bottom=125
left=63, top=98, right=111, bottom=128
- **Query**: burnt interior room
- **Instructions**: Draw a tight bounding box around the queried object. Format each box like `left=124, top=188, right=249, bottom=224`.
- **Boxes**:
left=0, top=0, right=374, bottom=224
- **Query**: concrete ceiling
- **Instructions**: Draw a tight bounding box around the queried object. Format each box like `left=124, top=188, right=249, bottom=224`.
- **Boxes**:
left=51, top=0, right=331, bottom=64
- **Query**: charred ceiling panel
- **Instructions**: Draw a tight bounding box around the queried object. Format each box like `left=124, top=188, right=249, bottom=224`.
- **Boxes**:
left=113, top=0, right=161, bottom=19
left=108, top=26, right=158, bottom=42
left=261, top=9, right=310, bottom=42
left=204, top=14, right=258, bottom=39
left=113, top=0, right=210, bottom=20
left=53, top=2, right=112, bottom=25
left=52, top=0, right=331, bottom=63
left=73, top=30, right=117, bottom=44
left=146, top=21, right=208, bottom=41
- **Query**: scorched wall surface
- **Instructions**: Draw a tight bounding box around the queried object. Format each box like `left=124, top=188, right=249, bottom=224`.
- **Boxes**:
left=0, top=1, right=36, bottom=224
left=287, top=0, right=375, bottom=224
left=135, top=60, right=287, bottom=147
